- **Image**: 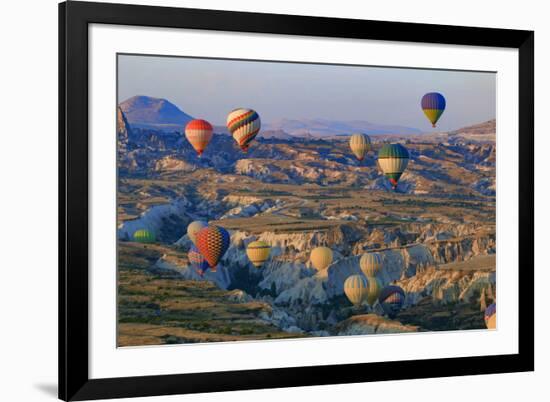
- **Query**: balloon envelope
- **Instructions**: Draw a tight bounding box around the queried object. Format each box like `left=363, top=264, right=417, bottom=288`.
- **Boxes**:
left=366, top=276, right=382, bottom=306
left=133, top=229, right=155, bottom=243
left=185, top=119, right=213, bottom=156
left=360, top=252, right=383, bottom=277
left=246, top=240, right=271, bottom=268
left=421, top=92, right=446, bottom=128
left=310, top=247, right=333, bottom=271
left=349, top=133, right=371, bottom=161
left=187, top=220, right=208, bottom=246
left=379, top=285, right=405, bottom=318
left=195, top=226, right=230, bottom=270
left=344, top=275, right=369, bottom=307
left=188, top=245, right=209, bottom=276
left=485, top=303, right=496, bottom=329
left=226, top=108, right=261, bottom=152
left=377, top=143, right=410, bottom=189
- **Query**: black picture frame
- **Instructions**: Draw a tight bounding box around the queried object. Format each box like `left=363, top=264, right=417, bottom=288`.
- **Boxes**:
left=59, top=1, right=534, bottom=400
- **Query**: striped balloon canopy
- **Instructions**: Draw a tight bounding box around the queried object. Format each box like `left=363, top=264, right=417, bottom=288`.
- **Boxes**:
left=246, top=240, right=271, bottom=268
left=377, top=143, right=410, bottom=190
left=187, top=220, right=208, bottom=246
left=188, top=244, right=209, bottom=276
left=379, top=285, right=406, bottom=318
left=360, top=252, right=383, bottom=277
left=310, top=247, right=333, bottom=271
left=421, top=92, right=446, bottom=128
left=484, top=303, right=496, bottom=329
left=132, top=229, right=155, bottom=243
left=195, top=226, right=230, bottom=270
left=366, top=276, right=382, bottom=307
left=185, top=119, right=213, bottom=156
left=226, top=108, right=261, bottom=152
left=344, top=275, right=369, bottom=307
left=349, top=133, right=372, bottom=161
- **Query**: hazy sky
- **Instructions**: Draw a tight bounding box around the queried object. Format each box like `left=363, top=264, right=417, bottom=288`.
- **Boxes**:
left=118, top=54, right=496, bottom=132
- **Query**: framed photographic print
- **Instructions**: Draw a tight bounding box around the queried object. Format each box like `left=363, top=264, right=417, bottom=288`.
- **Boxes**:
left=59, top=1, right=534, bottom=400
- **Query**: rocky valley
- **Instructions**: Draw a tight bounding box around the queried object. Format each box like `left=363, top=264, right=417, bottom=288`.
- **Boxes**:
left=116, top=104, right=496, bottom=346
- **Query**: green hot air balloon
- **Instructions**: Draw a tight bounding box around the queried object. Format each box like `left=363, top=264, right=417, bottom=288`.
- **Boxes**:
left=133, top=229, right=156, bottom=243
left=360, top=252, right=383, bottom=277
left=377, top=143, right=410, bottom=190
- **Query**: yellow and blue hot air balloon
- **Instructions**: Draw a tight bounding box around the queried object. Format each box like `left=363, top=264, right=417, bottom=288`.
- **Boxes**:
left=132, top=229, right=155, bottom=243
left=421, top=92, right=446, bottom=128
left=344, top=275, right=369, bottom=307
left=484, top=303, right=496, bottom=329
left=379, top=285, right=405, bottom=318
left=246, top=241, right=271, bottom=268
left=185, top=119, right=213, bottom=157
left=377, top=143, right=410, bottom=190
left=360, top=252, right=383, bottom=277
left=226, top=108, right=261, bottom=152
left=310, top=247, right=333, bottom=271
left=349, top=133, right=372, bottom=161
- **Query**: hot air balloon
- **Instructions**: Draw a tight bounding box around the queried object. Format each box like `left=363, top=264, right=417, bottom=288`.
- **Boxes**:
left=185, top=119, right=213, bottom=156
left=188, top=245, right=209, bottom=277
left=132, top=229, right=155, bottom=243
left=377, top=143, right=410, bottom=190
left=484, top=303, right=496, bottom=329
left=310, top=246, right=333, bottom=271
left=187, top=220, right=208, bottom=246
left=195, top=226, right=230, bottom=271
left=344, top=275, right=369, bottom=307
left=246, top=240, right=271, bottom=268
left=349, top=133, right=372, bottom=161
left=421, top=92, right=446, bottom=128
left=360, top=252, right=383, bottom=277
left=226, top=108, right=261, bottom=152
left=366, top=276, right=382, bottom=307
left=379, top=285, right=405, bottom=318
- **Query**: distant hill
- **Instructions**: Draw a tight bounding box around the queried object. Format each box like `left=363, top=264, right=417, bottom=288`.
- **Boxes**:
left=447, top=119, right=496, bottom=143
left=119, top=96, right=193, bottom=128
left=258, top=129, right=295, bottom=140
left=265, top=118, right=422, bottom=137
left=449, top=119, right=495, bottom=136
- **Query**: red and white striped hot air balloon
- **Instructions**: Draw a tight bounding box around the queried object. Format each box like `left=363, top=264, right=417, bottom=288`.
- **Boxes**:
left=226, top=108, right=261, bottom=152
left=185, top=119, right=213, bottom=157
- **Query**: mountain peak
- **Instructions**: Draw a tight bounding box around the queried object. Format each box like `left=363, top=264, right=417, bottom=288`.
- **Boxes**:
left=119, top=95, right=193, bottom=126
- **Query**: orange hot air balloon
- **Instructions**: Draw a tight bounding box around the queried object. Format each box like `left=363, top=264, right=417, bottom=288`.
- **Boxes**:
left=195, top=226, right=230, bottom=271
left=185, top=119, right=213, bottom=156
